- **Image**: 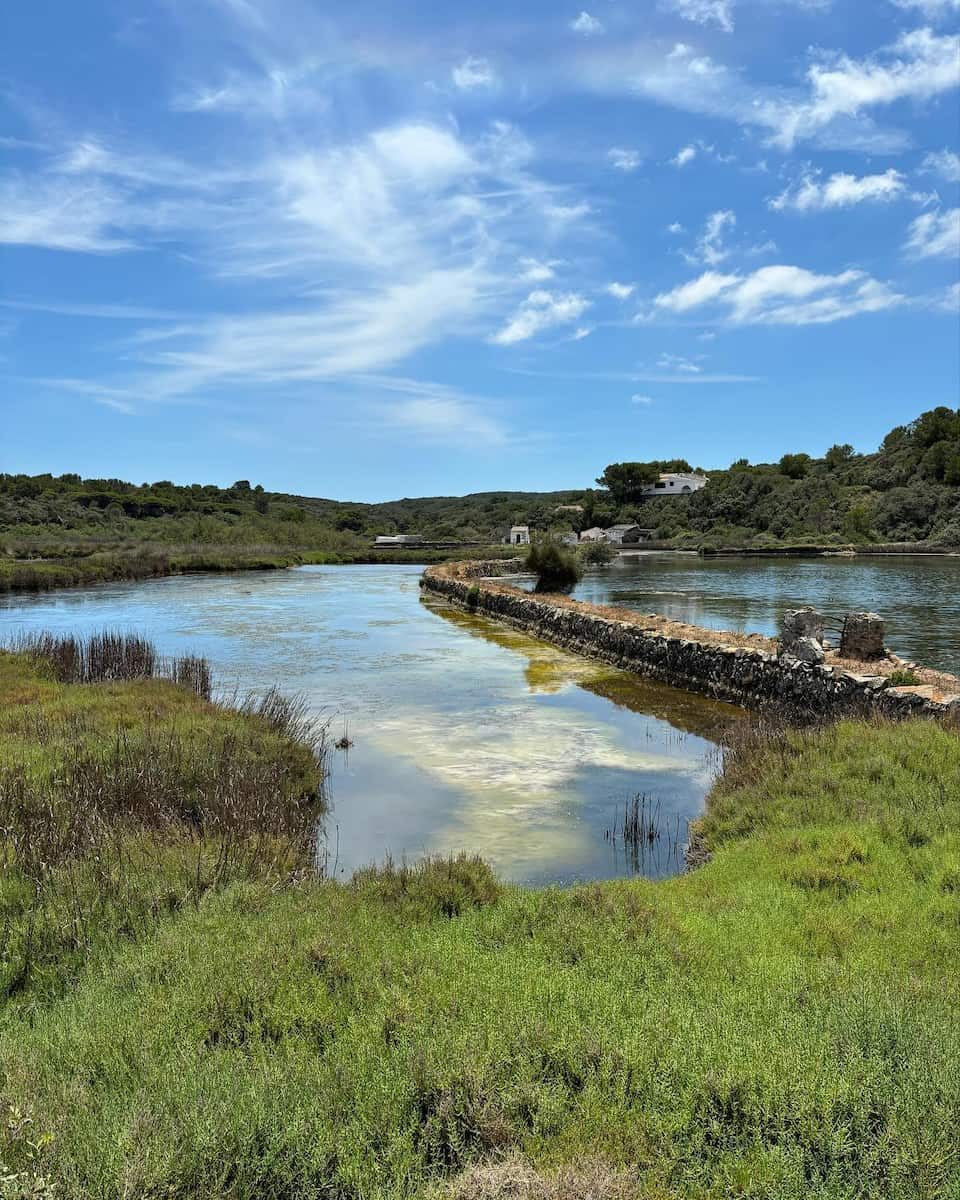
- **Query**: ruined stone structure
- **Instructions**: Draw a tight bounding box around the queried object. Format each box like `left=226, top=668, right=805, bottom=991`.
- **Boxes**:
left=840, top=612, right=886, bottom=660
left=421, top=563, right=959, bottom=720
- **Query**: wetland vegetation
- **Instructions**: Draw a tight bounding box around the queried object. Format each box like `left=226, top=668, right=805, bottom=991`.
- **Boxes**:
left=0, top=636, right=957, bottom=1197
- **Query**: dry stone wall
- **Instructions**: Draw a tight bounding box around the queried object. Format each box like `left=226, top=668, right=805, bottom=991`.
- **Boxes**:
left=421, top=565, right=959, bottom=721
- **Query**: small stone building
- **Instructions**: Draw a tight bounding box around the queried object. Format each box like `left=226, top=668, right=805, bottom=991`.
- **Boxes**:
left=505, top=525, right=531, bottom=546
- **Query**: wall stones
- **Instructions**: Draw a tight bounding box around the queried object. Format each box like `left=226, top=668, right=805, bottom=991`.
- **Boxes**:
left=421, top=566, right=957, bottom=721
left=840, top=612, right=886, bottom=659
left=780, top=607, right=825, bottom=651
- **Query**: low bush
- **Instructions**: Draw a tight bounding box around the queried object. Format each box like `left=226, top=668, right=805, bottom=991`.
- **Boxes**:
left=524, top=542, right=583, bottom=592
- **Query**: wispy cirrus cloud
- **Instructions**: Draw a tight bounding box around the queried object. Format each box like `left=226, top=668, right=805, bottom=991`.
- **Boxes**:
left=890, top=0, right=960, bottom=18
left=920, top=149, right=960, bottom=183
left=904, top=208, right=960, bottom=258
left=1, top=111, right=594, bottom=427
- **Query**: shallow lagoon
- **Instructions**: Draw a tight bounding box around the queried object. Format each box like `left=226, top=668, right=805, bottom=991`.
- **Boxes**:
left=0, top=565, right=739, bottom=885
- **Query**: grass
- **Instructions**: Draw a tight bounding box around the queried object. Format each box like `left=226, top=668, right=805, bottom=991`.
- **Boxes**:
left=0, top=705, right=957, bottom=1197
left=0, top=544, right=519, bottom=595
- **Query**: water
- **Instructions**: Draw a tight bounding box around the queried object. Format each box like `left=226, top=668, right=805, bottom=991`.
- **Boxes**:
left=0, top=565, right=740, bottom=887
left=572, top=553, right=960, bottom=675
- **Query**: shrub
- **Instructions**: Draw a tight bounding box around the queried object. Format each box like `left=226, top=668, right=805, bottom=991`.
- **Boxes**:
left=579, top=540, right=615, bottom=566
left=887, top=669, right=920, bottom=687
left=465, top=585, right=481, bottom=609
left=524, top=542, right=583, bottom=592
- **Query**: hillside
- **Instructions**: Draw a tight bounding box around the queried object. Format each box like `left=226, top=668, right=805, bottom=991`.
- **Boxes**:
left=1, top=408, right=957, bottom=591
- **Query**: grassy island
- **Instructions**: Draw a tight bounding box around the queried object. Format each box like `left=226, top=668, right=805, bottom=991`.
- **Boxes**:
left=0, top=634, right=957, bottom=1198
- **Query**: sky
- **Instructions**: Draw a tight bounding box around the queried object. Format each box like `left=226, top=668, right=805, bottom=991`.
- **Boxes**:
left=1, top=0, right=958, bottom=501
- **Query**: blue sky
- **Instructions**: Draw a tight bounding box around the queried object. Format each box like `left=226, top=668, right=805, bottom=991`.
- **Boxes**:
left=1, top=0, right=958, bottom=501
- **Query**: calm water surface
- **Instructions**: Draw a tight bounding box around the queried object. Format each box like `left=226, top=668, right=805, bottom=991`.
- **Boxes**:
left=0, top=565, right=740, bottom=886
left=573, top=553, right=960, bottom=674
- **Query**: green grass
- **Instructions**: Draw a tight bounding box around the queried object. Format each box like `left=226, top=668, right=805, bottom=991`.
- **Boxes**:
left=0, top=544, right=519, bottom=595
left=0, top=711, right=958, bottom=1197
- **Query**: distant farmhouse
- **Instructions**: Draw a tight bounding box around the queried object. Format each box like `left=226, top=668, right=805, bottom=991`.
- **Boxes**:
left=637, top=472, right=707, bottom=498
left=504, top=525, right=531, bottom=546
left=580, top=524, right=655, bottom=545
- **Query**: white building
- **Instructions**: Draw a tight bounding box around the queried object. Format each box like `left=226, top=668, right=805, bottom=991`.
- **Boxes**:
left=505, top=525, right=531, bottom=545
left=604, top=523, right=641, bottom=545
left=374, top=534, right=424, bottom=546
left=560, top=531, right=579, bottom=546
left=637, top=472, right=707, bottom=498
left=579, top=527, right=606, bottom=542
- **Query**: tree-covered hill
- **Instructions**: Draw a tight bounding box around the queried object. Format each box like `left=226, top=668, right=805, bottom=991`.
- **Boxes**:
left=1, top=407, right=957, bottom=570
left=585, top=406, right=960, bottom=548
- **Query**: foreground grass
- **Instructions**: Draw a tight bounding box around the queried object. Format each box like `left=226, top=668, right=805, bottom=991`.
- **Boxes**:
left=0, top=709, right=957, bottom=1198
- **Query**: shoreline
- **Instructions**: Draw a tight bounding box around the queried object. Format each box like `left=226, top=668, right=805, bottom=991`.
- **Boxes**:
left=1, top=539, right=957, bottom=598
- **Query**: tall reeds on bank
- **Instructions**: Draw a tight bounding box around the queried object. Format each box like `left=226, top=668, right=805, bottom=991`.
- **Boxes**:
left=0, top=631, right=328, bottom=1001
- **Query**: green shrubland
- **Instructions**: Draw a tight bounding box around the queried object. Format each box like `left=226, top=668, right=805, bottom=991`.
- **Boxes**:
left=0, top=658, right=957, bottom=1198
left=1, top=408, right=957, bottom=596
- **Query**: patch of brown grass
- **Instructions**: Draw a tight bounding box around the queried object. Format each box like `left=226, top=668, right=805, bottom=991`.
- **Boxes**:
left=434, top=1156, right=644, bottom=1200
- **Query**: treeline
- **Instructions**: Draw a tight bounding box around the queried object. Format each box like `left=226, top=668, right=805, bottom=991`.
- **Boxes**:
left=1, top=407, right=958, bottom=556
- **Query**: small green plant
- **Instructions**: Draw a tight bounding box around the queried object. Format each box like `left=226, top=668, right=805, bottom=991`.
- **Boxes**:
left=465, top=584, right=480, bottom=609
left=887, top=669, right=920, bottom=687
left=579, top=540, right=615, bottom=566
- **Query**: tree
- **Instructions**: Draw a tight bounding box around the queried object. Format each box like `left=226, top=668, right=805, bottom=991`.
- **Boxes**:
left=824, top=444, right=855, bottom=469
left=779, top=453, right=811, bottom=480
left=595, top=462, right=659, bottom=505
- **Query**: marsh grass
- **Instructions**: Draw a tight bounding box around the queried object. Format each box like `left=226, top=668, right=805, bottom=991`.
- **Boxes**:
left=0, top=635, right=327, bottom=1005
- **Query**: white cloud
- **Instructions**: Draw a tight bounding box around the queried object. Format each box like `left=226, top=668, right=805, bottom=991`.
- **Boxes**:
left=520, top=258, right=558, bottom=282
left=388, top=393, right=506, bottom=446
left=658, top=352, right=703, bottom=373
left=570, top=11, right=605, bottom=34
left=606, top=281, right=635, bottom=299
left=608, top=147, right=641, bottom=171
left=763, top=29, right=960, bottom=149
left=891, top=0, right=960, bottom=17
left=0, top=173, right=135, bottom=253
left=571, top=326, right=593, bottom=339
left=5, top=115, right=593, bottom=413
left=631, top=394, right=655, bottom=404
left=770, top=168, right=906, bottom=212
left=452, top=56, right=498, bottom=90
left=491, top=290, right=591, bottom=344
left=929, top=281, right=960, bottom=312
left=656, top=264, right=903, bottom=325
left=685, top=209, right=736, bottom=266
left=665, top=0, right=734, bottom=33
left=904, top=207, right=960, bottom=258
left=921, top=149, right=960, bottom=183
left=671, top=144, right=697, bottom=168
left=656, top=271, right=741, bottom=312
left=666, top=222, right=686, bottom=234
